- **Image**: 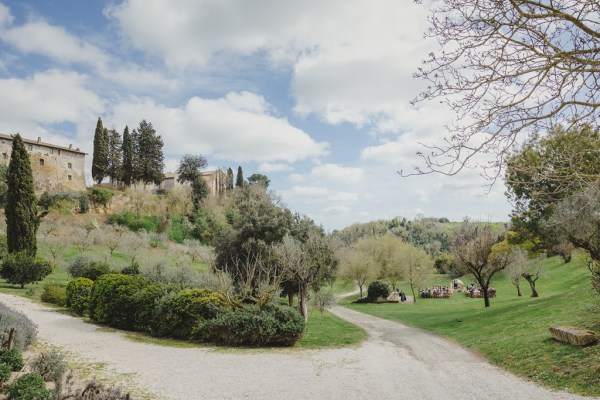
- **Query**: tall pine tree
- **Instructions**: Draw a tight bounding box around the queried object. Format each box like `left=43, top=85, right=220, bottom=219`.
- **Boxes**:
left=91, top=117, right=108, bottom=184
left=135, top=120, right=164, bottom=187
left=235, top=166, right=244, bottom=188
left=6, top=134, right=39, bottom=256
left=121, top=125, right=134, bottom=186
left=107, top=128, right=123, bottom=186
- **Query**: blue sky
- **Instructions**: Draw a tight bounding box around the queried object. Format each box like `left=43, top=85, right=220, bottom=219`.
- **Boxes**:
left=0, top=0, right=512, bottom=230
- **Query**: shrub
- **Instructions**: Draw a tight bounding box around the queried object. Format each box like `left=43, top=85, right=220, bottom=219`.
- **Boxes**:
left=120, top=262, right=140, bottom=275
left=77, top=380, right=130, bottom=399
left=155, top=288, right=231, bottom=339
left=0, top=235, right=8, bottom=261
left=195, top=304, right=305, bottom=346
left=78, top=194, right=90, bottom=214
left=0, top=303, right=37, bottom=351
left=132, top=284, right=178, bottom=334
left=66, top=278, right=94, bottom=315
left=87, top=187, right=114, bottom=209
left=0, top=253, right=53, bottom=288
left=38, top=191, right=79, bottom=211
left=29, top=350, right=67, bottom=383
left=367, top=280, right=390, bottom=302
left=0, top=362, right=11, bottom=384
left=89, top=274, right=150, bottom=330
left=5, top=373, right=50, bottom=400
left=0, top=348, right=24, bottom=371
left=68, top=256, right=111, bottom=281
left=40, top=284, right=66, bottom=307
left=311, top=291, right=335, bottom=316
left=107, top=212, right=159, bottom=233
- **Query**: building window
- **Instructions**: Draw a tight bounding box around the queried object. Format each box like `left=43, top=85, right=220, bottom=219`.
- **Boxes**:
left=39, top=159, right=44, bottom=166
left=2, top=153, right=6, bottom=159
left=68, top=162, right=72, bottom=169
left=67, top=175, right=72, bottom=181
left=50, top=148, right=54, bottom=154
left=57, top=150, right=61, bottom=155
left=27, top=144, right=33, bottom=151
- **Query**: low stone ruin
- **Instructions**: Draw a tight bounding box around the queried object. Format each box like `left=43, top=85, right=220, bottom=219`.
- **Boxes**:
left=549, top=326, right=598, bottom=346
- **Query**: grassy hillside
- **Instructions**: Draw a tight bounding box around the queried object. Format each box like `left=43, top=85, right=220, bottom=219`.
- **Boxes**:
left=341, top=254, right=600, bottom=397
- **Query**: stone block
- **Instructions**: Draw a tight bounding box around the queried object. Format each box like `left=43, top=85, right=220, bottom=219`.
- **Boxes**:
left=549, top=326, right=598, bottom=346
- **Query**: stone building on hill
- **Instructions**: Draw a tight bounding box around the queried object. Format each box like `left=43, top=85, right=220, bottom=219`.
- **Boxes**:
left=0, top=133, right=86, bottom=193
left=160, top=170, right=226, bottom=196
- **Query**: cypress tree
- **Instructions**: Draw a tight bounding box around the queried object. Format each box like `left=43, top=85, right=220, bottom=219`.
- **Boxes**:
left=121, top=126, right=134, bottom=186
left=107, top=128, right=123, bottom=186
left=6, top=134, right=39, bottom=256
left=91, top=117, right=108, bottom=184
left=235, top=166, right=244, bottom=188
left=226, top=167, right=234, bottom=191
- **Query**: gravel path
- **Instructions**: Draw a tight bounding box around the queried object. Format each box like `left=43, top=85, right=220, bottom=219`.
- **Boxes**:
left=1, top=293, right=596, bottom=400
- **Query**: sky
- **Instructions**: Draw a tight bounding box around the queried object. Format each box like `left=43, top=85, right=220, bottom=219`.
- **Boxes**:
left=0, top=0, right=513, bottom=231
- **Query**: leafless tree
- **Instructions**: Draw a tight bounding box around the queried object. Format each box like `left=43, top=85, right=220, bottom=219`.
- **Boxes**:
left=453, top=222, right=507, bottom=307
left=410, top=0, right=599, bottom=180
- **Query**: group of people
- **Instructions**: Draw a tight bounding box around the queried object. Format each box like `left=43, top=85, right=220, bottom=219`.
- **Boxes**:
left=465, top=284, right=496, bottom=298
left=419, top=286, right=452, bottom=299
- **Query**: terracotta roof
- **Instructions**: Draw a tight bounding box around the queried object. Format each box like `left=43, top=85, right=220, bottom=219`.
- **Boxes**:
left=0, top=133, right=87, bottom=155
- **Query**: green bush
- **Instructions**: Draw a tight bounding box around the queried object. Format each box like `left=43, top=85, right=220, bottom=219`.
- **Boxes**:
left=0, top=253, right=53, bottom=288
left=195, top=304, right=305, bottom=346
left=167, top=216, right=188, bottom=243
left=68, top=256, right=111, bottom=281
left=0, top=362, right=11, bottom=383
left=78, top=194, right=90, bottom=213
left=0, top=303, right=37, bottom=351
left=132, top=284, right=178, bottom=334
left=87, top=187, right=114, bottom=209
left=38, top=191, right=79, bottom=211
left=89, top=274, right=150, bottom=330
left=40, top=284, right=66, bottom=307
left=0, top=235, right=8, bottom=261
left=155, top=288, right=231, bottom=339
left=367, top=280, right=390, bottom=302
left=0, top=348, right=24, bottom=371
left=66, top=278, right=94, bottom=315
left=107, top=211, right=159, bottom=233
left=5, top=373, right=50, bottom=400
left=120, top=262, right=140, bottom=275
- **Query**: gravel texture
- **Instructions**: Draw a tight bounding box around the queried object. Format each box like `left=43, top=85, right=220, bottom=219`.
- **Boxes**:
left=0, top=293, right=596, bottom=400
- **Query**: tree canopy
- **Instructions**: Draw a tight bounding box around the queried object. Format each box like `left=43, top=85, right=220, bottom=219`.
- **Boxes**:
left=91, top=118, right=108, bottom=184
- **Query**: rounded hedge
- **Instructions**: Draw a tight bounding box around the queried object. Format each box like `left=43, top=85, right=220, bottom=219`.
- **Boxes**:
left=66, top=278, right=94, bottom=315
left=367, top=280, right=390, bottom=302
left=194, top=304, right=305, bottom=347
left=155, top=288, right=231, bottom=339
left=89, top=274, right=150, bottom=330
left=5, top=373, right=50, bottom=400
left=131, top=284, right=178, bottom=334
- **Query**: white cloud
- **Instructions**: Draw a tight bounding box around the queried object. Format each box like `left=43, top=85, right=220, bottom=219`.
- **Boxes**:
left=281, top=185, right=358, bottom=206
left=310, top=164, right=364, bottom=184
left=2, top=21, right=109, bottom=66
left=0, top=70, right=103, bottom=129
left=258, top=162, right=292, bottom=173
left=0, top=3, right=13, bottom=28
left=109, top=91, right=328, bottom=163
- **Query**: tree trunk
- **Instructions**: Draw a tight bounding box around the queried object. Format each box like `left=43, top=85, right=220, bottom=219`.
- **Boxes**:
left=287, top=291, right=294, bottom=307
left=514, top=280, right=522, bottom=297
left=410, top=284, right=417, bottom=304
left=527, top=279, right=539, bottom=297
left=298, top=284, right=309, bottom=323
left=358, top=283, right=363, bottom=299
left=482, top=287, right=490, bottom=307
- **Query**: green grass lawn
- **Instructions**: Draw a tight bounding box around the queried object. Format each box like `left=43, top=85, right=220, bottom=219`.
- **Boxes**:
left=295, top=308, right=367, bottom=348
left=341, top=254, right=600, bottom=397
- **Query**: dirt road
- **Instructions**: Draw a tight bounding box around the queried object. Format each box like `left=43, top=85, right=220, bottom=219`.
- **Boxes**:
left=0, top=293, right=595, bottom=400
